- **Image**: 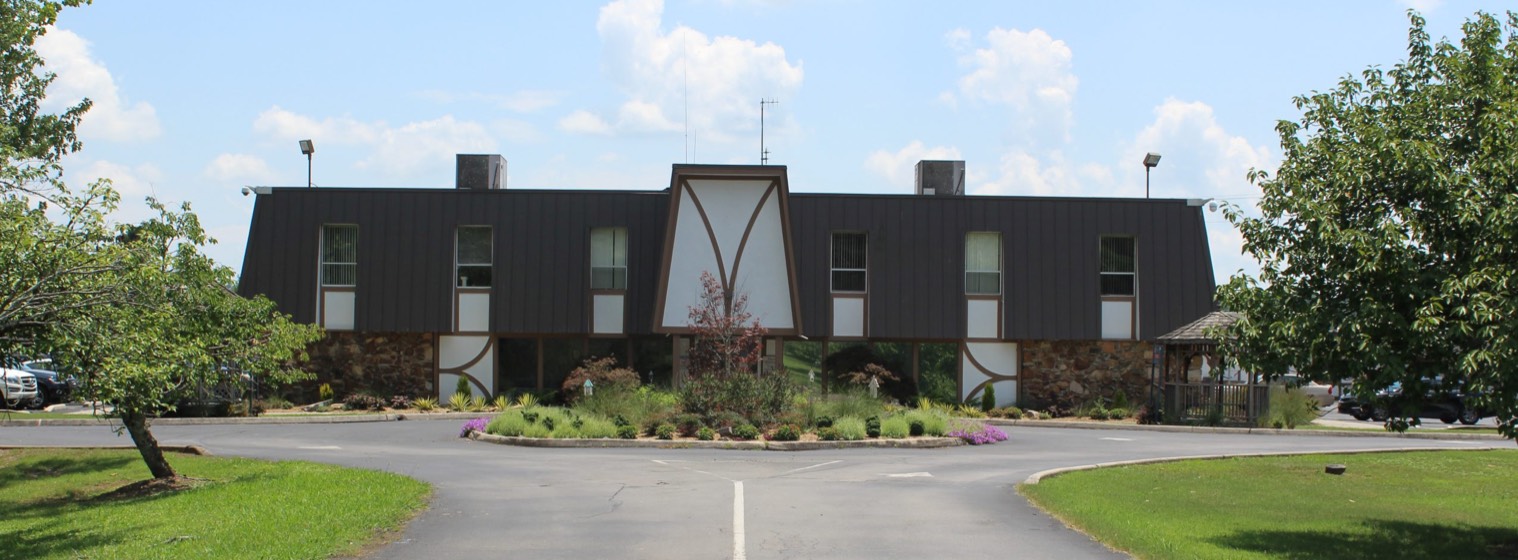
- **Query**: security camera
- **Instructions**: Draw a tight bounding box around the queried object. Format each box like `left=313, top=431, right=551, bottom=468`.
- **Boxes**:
left=241, top=186, right=252, bottom=196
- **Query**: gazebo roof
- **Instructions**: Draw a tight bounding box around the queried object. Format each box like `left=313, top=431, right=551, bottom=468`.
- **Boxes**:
left=1156, top=311, right=1241, bottom=344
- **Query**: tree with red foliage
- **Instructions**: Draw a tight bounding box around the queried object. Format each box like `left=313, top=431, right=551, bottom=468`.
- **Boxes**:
left=686, top=271, right=766, bottom=379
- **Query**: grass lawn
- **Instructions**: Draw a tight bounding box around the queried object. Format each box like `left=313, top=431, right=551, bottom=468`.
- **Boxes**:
left=0, top=448, right=430, bottom=559
left=1021, top=450, right=1518, bottom=559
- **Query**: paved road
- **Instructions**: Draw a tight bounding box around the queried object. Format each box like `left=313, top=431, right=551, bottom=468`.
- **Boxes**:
left=3, top=421, right=1498, bottom=559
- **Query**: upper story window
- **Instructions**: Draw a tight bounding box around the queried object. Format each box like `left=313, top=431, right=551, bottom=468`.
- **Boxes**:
left=1100, top=236, right=1136, bottom=296
left=965, top=232, right=1002, bottom=295
left=830, top=232, right=867, bottom=293
left=456, top=226, right=492, bottom=287
left=320, top=225, right=357, bottom=287
left=590, top=227, right=627, bottom=290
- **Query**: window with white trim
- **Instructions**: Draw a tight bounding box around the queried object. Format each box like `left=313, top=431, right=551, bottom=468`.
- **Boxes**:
left=590, top=227, right=628, bottom=290
left=830, top=232, right=867, bottom=292
left=320, top=225, right=357, bottom=287
left=1100, top=236, right=1136, bottom=296
left=965, top=232, right=1001, bottom=295
left=456, top=226, right=492, bottom=287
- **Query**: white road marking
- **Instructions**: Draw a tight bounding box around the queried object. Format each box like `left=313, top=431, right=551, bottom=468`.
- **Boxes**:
left=1100, top=437, right=1134, bottom=442
left=884, top=472, right=933, bottom=478
left=779, top=460, right=841, bottom=476
left=733, top=481, right=746, bottom=560
left=298, top=445, right=342, bottom=450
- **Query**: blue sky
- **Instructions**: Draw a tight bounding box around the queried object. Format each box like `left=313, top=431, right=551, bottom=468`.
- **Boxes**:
left=39, top=0, right=1509, bottom=282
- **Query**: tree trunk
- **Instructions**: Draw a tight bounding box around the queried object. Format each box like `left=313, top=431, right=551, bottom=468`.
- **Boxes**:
left=121, top=409, right=178, bottom=479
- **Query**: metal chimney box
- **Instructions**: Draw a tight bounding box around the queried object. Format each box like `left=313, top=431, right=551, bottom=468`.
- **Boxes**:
left=456, top=154, right=506, bottom=190
left=915, top=160, right=965, bottom=196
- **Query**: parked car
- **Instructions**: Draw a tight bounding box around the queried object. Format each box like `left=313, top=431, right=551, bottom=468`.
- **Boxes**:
left=1349, top=379, right=1487, bottom=425
left=17, top=359, right=76, bottom=406
left=1, top=365, right=41, bottom=409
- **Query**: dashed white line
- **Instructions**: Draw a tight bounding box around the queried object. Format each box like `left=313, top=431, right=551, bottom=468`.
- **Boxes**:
left=732, top=481, right=746, bottom=560
left=884, top=472, right=933, bottom=478
left=1100, top=437, right=1134, bottom=442
left=779, top=460, right=841, bottom=476
left=297, top=445, right=342, bottom=450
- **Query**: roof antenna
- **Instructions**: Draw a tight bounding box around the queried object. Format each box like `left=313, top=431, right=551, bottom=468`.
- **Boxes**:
left=683, top=29, right=689, bottom=164
left=760, top=98, right=778, bottom=165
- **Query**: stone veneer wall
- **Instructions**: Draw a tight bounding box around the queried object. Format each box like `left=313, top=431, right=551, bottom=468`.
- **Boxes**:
left=289, top=332, right=435, bottom=402
left=1019, top=340, right=1151, bottom=411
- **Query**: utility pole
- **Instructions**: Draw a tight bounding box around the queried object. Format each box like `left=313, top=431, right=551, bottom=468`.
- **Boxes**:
left=760, top=98, right=778, bottom=165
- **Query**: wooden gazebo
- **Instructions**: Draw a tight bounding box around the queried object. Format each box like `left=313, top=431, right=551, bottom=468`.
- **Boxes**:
left=1154, top=311, right=1266, bottom=425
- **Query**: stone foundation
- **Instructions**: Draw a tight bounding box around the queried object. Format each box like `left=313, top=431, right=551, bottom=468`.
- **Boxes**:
left=289, top=332, right=435, bottom=402
left=1019, top=340, right=1151, bottom=411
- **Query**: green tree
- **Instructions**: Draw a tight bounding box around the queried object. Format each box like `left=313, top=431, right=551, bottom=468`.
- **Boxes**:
left=0, top=0, right=323, bottom=479
left=1217, top=11, right=1518, bottom=437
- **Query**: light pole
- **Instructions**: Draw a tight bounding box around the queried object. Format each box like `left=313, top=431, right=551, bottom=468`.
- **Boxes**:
left=299, top=139, right=315, bottom=188
left=1143, top=152, right=1161, bottom=198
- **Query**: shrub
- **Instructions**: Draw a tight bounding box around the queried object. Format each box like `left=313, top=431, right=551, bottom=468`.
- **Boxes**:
left=908, top=419, right=925, bottom=436
left=448, top=392, right=471, bottom=412
left=709, top=411, right=749, bottom=431
left=812, top=415, right=834, bottom=428
left=468, top=395, right=487, bottom=412
left=981, top=384, right=996, bottom=412
left=551, top=422, right=581, bottom=439
left=455, top=376, right=472, bottom=399
left=1107, top=407, right=1130, bottom=420
left=562, top=356, right=641, bottom=403
left=515, top=392, right=538, bottom=408
left=1259, top=386, right=1320, bottom=429
left=390, top=395, right=413, bottom=410
left=903, top=409, right=949, bottom=436
left=492, top=395, right=511, bottom=411
left=732, top=423, right=760, bottom=440
left=522, top=423, right=552, bottom=438
left=672, top=413, right=705, bottom=437
left=318, top=383, right=334, bottom=402
left=1088, top=406, right=1110, bottom=421
left=681, top=371, right=794, bottom=427
left=816, top=427, right=840, bottom=441
left=616, top=425, right=639, bottom=439
left=576, top=416, right=618, bottom=438
left=343, top=393, right=385, bottom=411
left=1136, top=404, right=1162, bottom=425
left=486, top=410, right=529, bottom=436
left=260, top=395, right=293, bottom=410
left=821, top=345, right=918, bottom=403
left=1112, top=390, right=1131, bottom=410
left=989, top=406, right=1022, bottom=419
left=697, top=427, right=716, bottom=441
left=576, top=385, right=680, bottom=430
left=655, top=423, right=676, bottom=440
left=770, top=424, right=802, bottom=441
left=955, top=404, right=987, bottom=419
left=865, top=416, right=881, bottom=438
left=833, top=416, right=868, bottom=440
left=880, top=416, right=910, bottom=438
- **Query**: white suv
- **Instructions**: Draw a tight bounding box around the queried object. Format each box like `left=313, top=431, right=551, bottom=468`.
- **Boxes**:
left=2, top=366, right=40, bottom=409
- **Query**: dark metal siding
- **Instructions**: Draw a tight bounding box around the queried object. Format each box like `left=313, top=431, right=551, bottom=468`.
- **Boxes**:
left=790, top=195, right=1216, bottom=341
left=240, top=187, right=1213, bottom=340
left=238, top=188, right=669, bottom=335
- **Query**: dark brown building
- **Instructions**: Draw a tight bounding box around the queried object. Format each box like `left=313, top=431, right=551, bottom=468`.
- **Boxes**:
left=239, top=156, right=1216, bottom=407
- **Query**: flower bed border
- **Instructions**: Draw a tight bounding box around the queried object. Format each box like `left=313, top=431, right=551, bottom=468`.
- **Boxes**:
left=468, top=431, right=965, bottom=450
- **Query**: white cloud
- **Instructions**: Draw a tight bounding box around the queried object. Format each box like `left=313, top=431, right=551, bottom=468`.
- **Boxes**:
left=1399, top=0, right=1443, bottom=14
left=203, top=153, right=275, bottom=184
left=1124, top=98, right=1271, bottom=199
left=418, top=89, right=563, bottom=113
left=570, top=0, right=804, bottom=149
left=69, top=160, right=164, bottom=223
left=945, top=26, right=1077, bottom=144
left=973, top=150, right=1109, bottom=197
left=251, top=107, right=497, bottom=177
left=864, top=141, right=963, bottom=191
left=558, top=110, right=613, bottom=135
left=492, top=118, right=542, bottom=144
left=35, top=28, right=161, bottom=142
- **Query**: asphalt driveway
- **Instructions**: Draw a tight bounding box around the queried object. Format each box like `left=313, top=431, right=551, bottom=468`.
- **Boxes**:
left=3, top=421, right=1496, bottom=559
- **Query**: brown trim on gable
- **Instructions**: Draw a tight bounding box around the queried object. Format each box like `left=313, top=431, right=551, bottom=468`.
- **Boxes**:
left=650, top=177, right=685, bottom=334
left=775, top=177, right=804, bottom=338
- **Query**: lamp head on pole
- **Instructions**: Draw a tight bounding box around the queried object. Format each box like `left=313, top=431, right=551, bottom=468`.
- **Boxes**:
left=1143, top=152, right=1161, bottom=168
left=299, top=139, right=315, bottom=156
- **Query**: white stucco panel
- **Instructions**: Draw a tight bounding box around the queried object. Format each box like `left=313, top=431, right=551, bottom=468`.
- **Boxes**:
left=966, top=299, right=999, bottom=339
left=463, top=344, right=495, bottom=397
left=457, top=292, right=490, bottom=333
left=1101, top=300, right=1134, bottom=339
left=732, top=192, right=794, bottom=328
left=439, top=335, right=491, bottom=370
left=593, top=293, right=625, bottom=334
left=831, top=297, right=864, bottom=337
left=962, top=341, right=1018, bottom=407
left=661, top=190, right=724, bottom=328
left=322, top=291, right=355, bottom=331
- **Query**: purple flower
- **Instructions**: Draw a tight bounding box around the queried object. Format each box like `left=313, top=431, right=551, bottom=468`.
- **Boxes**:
left=460, top=418, right=488, bottom=438
left=948, top=421, right=1008, bottom=445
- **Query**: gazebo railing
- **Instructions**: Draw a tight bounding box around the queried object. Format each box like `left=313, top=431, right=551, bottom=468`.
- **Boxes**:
left=1162, top=382, right=1268, bottom=426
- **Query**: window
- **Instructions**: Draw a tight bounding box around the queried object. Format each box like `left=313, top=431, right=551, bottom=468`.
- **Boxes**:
left=456, top=226, right=492, bottom=287
left=965, top=232, right=1001, bottom=295
left=1100, top=236, right=1136, bottom=296
left=320, top=225, right=357, bottom=287
left=830, top=232, right=867, bottom=292
left=591, top=227, right=627, bottom=290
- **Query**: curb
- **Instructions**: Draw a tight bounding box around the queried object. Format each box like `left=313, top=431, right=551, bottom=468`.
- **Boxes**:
left=985, top=419, right=1508, bottom=441
left=1021, top=445, right=1513, bottom=485
left=469, top=432, right=965, bottom=450
left=1, top=444, right=214, bottom=456
left=0, top=411, right=496, bottom=428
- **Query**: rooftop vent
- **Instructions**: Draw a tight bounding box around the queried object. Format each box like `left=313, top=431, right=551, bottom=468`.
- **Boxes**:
left=915, top=160, right=964, bottom=196
left=456, top=154, right=506, bottom=190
